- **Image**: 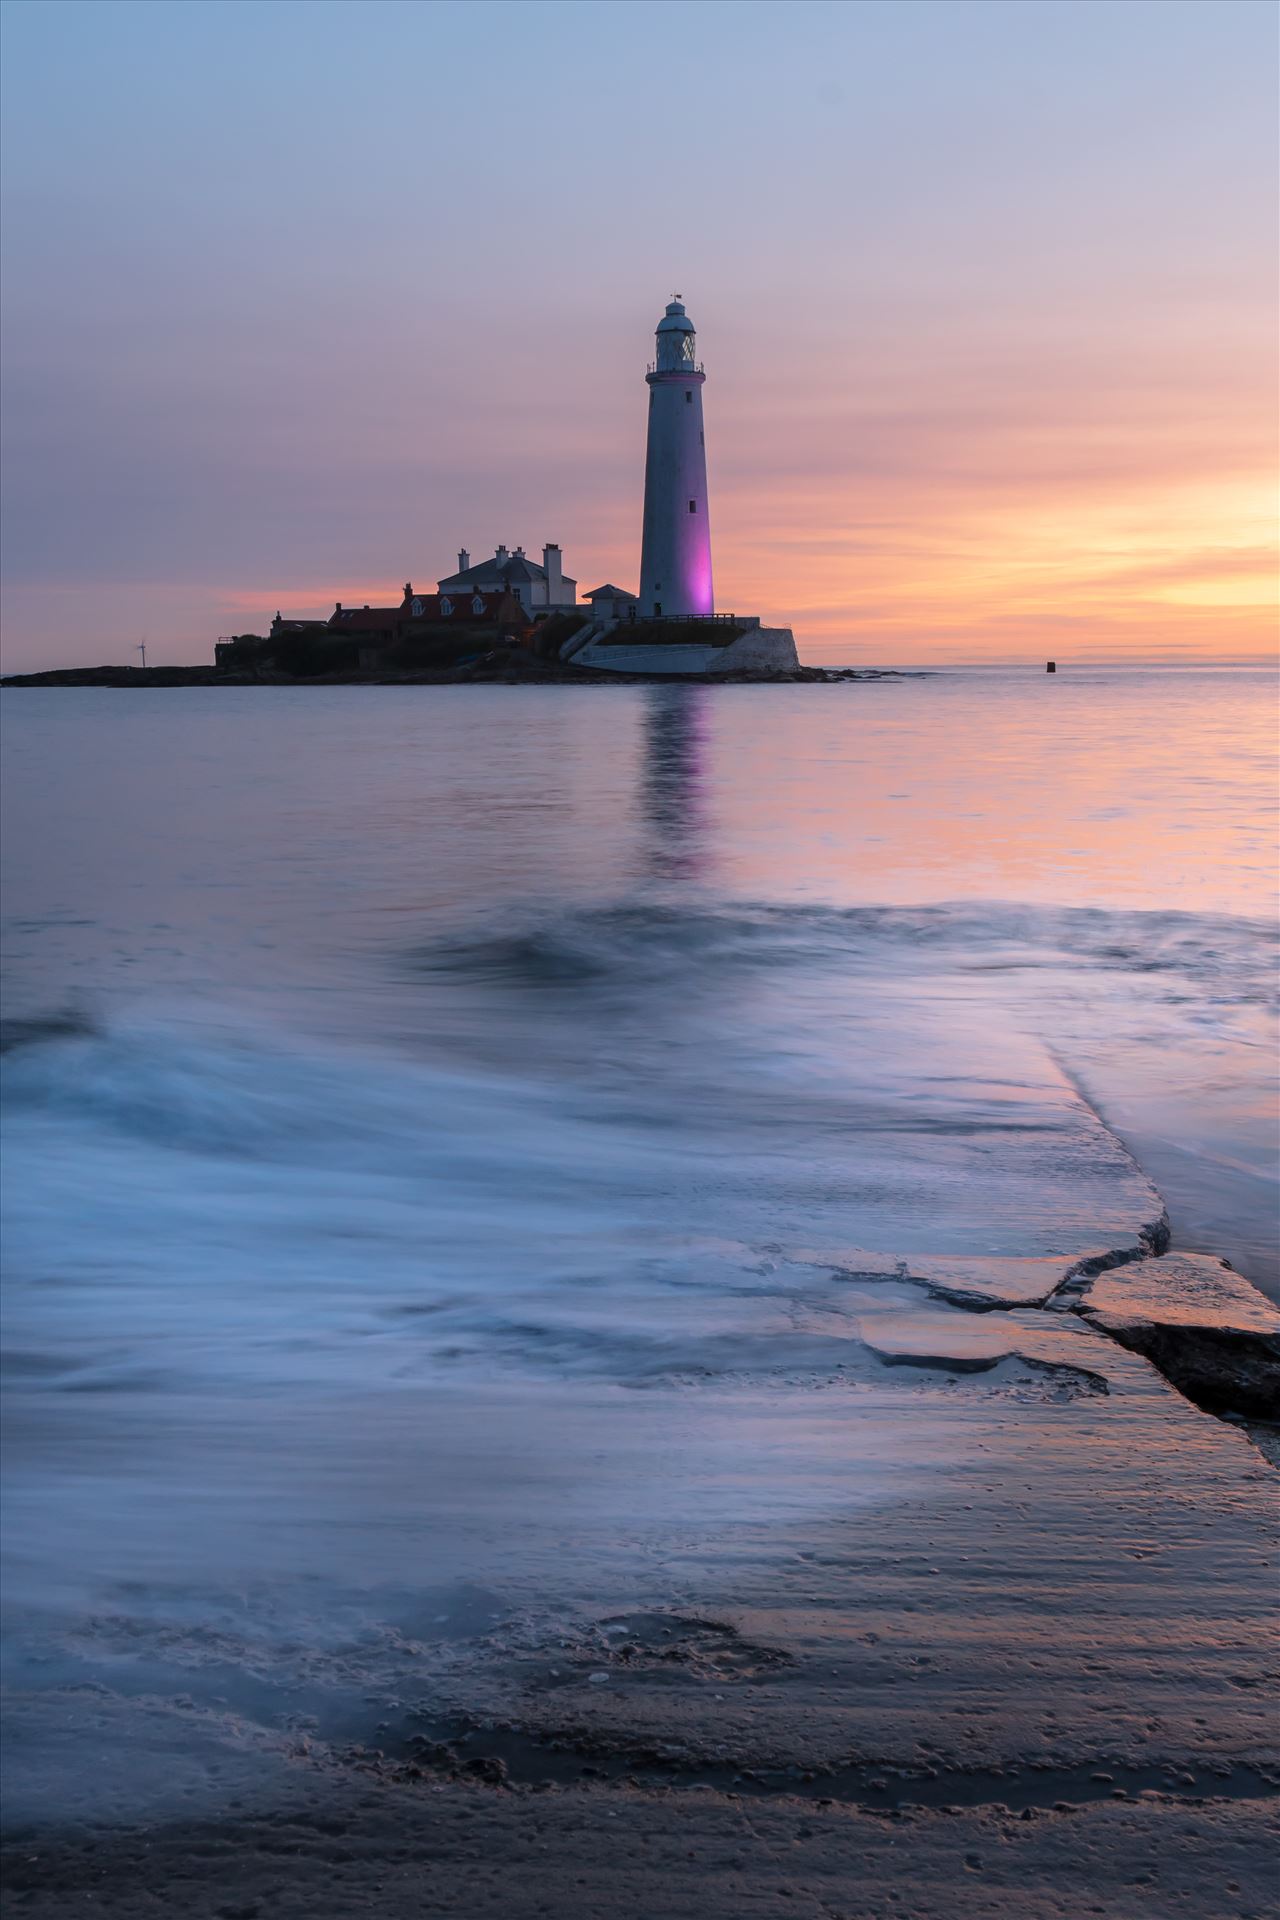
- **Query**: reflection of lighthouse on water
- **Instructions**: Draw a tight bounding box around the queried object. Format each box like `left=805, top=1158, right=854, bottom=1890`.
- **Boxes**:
left=640, top=685, right=709, bottom=881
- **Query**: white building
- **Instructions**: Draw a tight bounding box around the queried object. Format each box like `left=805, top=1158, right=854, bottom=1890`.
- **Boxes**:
left=566, top=297, right=798, bottom=675
left=584, top=583, right=639, bottom=622
left=436, top=543, right=577, bottom=615
left=638, top=298, right=713, bottom=619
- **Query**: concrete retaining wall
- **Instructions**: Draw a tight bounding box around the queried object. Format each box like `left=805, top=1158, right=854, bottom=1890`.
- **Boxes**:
left=706, top=627, right=799, bottom=675
left=574, top=627, right=798, bottom=677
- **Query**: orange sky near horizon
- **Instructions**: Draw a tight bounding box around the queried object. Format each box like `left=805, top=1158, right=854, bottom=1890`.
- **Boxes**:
left=1, top=0, right=1276, bottom=673
left=136, top=324, right=1280, bottom=670
left=4, top=317, right=1273, bottom=670
left=17, top=309, right=1268, bottom=675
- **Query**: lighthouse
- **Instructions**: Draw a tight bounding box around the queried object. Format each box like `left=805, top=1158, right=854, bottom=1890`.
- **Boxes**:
left=639, top=297, right=713, bottom=619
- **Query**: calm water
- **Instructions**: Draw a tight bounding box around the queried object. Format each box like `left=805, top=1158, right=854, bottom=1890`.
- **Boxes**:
left=3, top=669, right=1275, bottom=1271
left=1, top=668, right=1276, bottom=1814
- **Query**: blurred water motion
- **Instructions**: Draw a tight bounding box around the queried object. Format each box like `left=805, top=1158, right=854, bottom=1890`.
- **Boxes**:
left=1, top=666, right=1275, bottom=1815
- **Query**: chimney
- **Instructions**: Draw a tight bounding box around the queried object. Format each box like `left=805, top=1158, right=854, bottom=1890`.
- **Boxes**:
left=457, top=550, right=469, bottom=572
left=514, top=545, right=524, bottom=556
left=404, top=582, right=413, bottom=600
left=543, top=543, right=563, bottom=605
left=495, top=544, right=509, bottom=564
left=335, top=602, right=342, bottom=613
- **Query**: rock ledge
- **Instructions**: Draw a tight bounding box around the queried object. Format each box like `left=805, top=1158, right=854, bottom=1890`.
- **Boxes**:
left=1075, top=1252, right=1280, bottom=1418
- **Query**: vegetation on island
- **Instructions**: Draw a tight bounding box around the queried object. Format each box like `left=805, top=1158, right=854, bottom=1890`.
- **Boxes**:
left=598, top=620, right=744, bottom=647
left=531, top=611, right=588, bottom=657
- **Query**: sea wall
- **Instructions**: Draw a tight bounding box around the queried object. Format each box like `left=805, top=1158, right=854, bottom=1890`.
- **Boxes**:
left=574, top=627, right=799, bottom=677
left=707, top=626, right=799, bottom=675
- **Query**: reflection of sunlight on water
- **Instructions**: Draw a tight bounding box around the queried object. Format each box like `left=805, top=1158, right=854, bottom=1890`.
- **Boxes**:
left=703, top=669, right=1275, bottom=918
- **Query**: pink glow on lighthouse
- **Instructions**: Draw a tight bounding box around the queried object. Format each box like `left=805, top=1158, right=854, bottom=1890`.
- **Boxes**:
left=639, top=299, right=714, bottom=620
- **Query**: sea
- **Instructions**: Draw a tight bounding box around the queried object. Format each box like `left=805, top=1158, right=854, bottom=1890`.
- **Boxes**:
left=1, top=665, right=1276, bottom=1818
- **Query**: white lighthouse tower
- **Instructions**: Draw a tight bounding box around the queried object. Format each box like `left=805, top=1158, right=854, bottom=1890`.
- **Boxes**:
left=639, top=297, right=713, bottom=619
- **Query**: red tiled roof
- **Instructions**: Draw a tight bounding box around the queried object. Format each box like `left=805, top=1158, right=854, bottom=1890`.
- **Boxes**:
left=400, top=589, right=524, bottom=621
left=327, top=606, right=401, bottom=632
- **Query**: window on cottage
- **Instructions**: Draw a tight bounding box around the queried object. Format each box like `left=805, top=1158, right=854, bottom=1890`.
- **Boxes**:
left=472, top=595, right=485, bottom=614
left=411, top=597, right=422, bottom=616
left=440, top=596, right=453, bottom=615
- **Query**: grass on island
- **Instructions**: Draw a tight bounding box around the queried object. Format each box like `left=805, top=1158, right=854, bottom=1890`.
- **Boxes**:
left=598, top=620, right=744, bottom=648
left=530, top=611, right=588, bottom=659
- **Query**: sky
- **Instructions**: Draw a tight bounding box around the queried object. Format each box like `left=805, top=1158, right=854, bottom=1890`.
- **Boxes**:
left=0, top=0, right=1276, bottom=670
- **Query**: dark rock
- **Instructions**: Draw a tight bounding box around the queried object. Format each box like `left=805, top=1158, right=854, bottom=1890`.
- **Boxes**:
left=1076, top=1254, right=1280, bottom=1420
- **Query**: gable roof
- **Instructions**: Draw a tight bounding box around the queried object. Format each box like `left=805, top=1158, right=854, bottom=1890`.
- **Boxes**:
left=586, top=583, right=638, bottom=601
left=438, top=554, right=548, bottom=589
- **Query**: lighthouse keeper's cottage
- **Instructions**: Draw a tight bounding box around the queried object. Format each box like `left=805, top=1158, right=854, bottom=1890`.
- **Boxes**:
left=436, top=543, right=577, bottom=616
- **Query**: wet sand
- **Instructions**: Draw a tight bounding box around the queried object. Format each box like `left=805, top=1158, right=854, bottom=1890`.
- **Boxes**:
left=5, top=1240, right=1276, bottom=1914
left=5, top=1770, right=1276, bottom=1918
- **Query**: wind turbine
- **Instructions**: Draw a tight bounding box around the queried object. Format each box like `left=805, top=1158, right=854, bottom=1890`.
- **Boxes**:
left=136, top=639, right=147, bottom=670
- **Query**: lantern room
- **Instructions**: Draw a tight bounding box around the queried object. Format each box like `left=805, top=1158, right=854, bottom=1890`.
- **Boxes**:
left=653, top=297, right=699, bottom=373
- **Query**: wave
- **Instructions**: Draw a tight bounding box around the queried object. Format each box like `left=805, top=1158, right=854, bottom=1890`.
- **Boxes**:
left=1, top=895, right=1272, bottom=1410
left=405, top=897, right=1276, bottom=1001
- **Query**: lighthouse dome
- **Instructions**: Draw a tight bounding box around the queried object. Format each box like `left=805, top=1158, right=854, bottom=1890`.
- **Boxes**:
left=653, top=297, right=698, bottom=371
left=656, top=298, right=695, bottom=334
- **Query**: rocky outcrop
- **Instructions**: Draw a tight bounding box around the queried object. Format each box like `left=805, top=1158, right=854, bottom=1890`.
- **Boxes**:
left=1074, top=1251, right=1280, bottom=1418
left=897, top=1228, right=1169, bottom=1310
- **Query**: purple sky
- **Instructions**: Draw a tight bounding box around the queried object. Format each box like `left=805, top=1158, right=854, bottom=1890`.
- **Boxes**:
left=1, top=0, right=1275, bottom=668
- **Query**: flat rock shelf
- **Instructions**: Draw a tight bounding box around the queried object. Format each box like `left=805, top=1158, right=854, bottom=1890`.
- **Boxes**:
left=3, top=1025, right=1276, bottom=1918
